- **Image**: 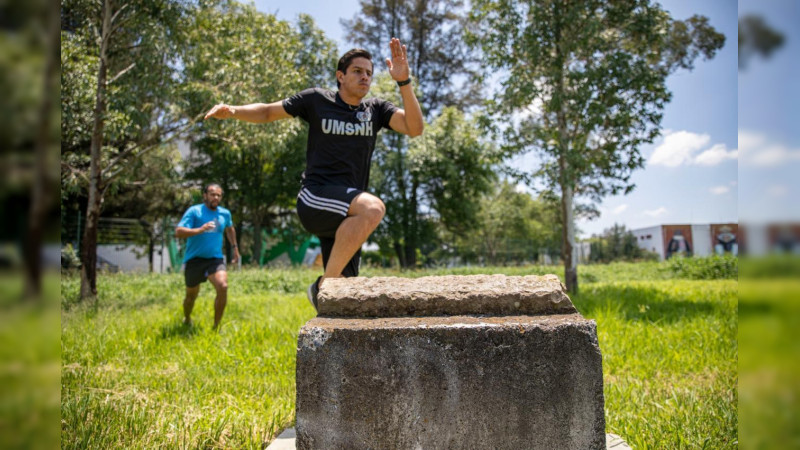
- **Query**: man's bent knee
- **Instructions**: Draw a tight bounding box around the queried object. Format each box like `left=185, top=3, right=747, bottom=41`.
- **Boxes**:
left=351, top=193, right=385, bottom=225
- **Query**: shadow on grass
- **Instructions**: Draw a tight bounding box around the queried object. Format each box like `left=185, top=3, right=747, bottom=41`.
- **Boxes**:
left=159, top=321, right=201, bottom=340
left=572, top=284, right=727, bottom=324
left=739, top=301, right=775, bottom=317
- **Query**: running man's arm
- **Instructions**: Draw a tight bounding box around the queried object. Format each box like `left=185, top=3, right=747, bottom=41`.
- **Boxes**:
left=203, top=101, right=292, bottom=124
left=175, top=222, right=215, bottom=238
left=225, top=226, right=240, bottom=263
left=385, top=37, right=424, bottom=137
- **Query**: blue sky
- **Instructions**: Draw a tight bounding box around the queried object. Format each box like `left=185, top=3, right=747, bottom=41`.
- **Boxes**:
left=249, top=1, right=792, bottom=237
left=737, top=0, right=800, bottom=226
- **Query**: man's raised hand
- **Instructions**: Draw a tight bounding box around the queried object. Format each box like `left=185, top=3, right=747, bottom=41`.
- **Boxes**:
left=385, top=37, right=410, bottom=82
left=204, top=104, right=236, bottom=120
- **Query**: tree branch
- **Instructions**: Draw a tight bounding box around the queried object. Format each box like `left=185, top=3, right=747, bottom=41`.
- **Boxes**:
left=109, top=3, right=129, bottom=27
left=108, top=62, right=135, bottom=84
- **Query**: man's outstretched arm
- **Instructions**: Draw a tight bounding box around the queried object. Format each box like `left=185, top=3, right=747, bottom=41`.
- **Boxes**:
left=385, top=37, right=425, bottom=137
left=204, top=101, right=292, bottom=124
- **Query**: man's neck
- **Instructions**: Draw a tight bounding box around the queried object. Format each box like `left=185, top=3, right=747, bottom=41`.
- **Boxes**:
left=338, top=90, right=362, bottom=107
left=203, top=203, right=217, bottom=211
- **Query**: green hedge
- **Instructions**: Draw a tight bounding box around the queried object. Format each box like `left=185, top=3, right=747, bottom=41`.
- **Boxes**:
left=666, top=255, right=738, bottom=280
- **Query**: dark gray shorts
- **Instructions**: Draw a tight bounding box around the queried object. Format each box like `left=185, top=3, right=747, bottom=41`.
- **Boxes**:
left=184, top=257, right=225, bottom=288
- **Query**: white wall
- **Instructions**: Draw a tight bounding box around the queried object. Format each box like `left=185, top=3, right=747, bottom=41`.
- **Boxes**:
left=96, top=244, right=151, bottom=272
left=631, top=225, right=665, bottom=260
left=691, top=224, right=712, bottom=257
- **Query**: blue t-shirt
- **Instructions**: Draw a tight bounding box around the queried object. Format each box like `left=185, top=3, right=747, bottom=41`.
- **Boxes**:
left=178, top=204, right=233, bottom=262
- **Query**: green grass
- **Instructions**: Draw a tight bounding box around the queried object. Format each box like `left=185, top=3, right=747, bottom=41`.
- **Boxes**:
left=739, top=277, right=800, bottom=449
left=0, top=272, right=61, bottom=450
left=61, top=262, right=738, bottom=448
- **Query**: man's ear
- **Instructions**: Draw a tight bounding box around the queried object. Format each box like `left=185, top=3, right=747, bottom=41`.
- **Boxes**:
left=336, top=70, right=344, bottom=83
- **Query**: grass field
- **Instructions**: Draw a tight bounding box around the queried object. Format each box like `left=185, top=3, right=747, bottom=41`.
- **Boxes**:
left=60, top=261, right=738, bottom=448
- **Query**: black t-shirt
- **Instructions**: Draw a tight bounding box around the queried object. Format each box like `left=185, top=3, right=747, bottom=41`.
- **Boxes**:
left=282, top=88, right=398, bottom=190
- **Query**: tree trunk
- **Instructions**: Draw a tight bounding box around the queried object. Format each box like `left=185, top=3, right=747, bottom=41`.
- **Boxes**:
left=80, top=0, right=112, bottom=301
left=24, top=0, right=59, bottom=300
left=405, top=175, right=419, bottom=268
left=393, top=241, right=406, bottom=268
left=560, top=176, right=577, bottom=293
left=554, top=2, right=577, bottom=293
left=80, top=193, right=102, bottom=299
left=254, top=221, right=263, bottom=266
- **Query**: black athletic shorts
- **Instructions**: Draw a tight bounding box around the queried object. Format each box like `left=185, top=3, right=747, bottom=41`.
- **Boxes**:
left=296, top=185, right=363, bottom=277
left=184, top=257, right=226, bottom=288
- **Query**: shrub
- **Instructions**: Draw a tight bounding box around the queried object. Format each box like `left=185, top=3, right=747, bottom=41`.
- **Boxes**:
left=666, top=255, right=738, bottom=280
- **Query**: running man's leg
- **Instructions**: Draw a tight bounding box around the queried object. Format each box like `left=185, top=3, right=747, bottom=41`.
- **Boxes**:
left=207, top=269, right=228, bottom=329
left=184, top=285, right=200, bottom=325
left=321, top=192, right=384, bottom=286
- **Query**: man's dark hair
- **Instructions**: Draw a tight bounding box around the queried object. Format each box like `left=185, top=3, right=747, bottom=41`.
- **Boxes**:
left=203, top=183, right=222, bottom=194
left=336, top=48, right=372, bottom=88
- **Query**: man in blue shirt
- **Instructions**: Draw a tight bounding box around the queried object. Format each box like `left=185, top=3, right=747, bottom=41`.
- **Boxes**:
left=176, top=183, right=240, bottom=329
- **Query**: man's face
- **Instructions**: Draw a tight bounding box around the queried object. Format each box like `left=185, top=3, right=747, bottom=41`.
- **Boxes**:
left=337, top=57, right=373, bottom=98
left=203, top=186, right=223, bottom=210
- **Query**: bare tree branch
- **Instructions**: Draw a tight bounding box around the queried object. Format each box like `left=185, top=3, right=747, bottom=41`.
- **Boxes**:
left=108, top=62, right=136, bottom=84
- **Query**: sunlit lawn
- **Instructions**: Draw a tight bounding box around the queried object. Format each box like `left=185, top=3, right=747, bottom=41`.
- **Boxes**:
left=60, top=262, right=737, bottom=448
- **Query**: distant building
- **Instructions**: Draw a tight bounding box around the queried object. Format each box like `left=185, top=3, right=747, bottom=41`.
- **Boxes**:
left=631, top=222, right=800, bottom=259
left=630, top=223, right=739, bottom=261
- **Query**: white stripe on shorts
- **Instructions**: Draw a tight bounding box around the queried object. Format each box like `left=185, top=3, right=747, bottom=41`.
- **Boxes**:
left=298, top=188, right=349, bottom=216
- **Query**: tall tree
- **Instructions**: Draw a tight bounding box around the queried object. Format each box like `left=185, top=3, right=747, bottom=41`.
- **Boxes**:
left=61, top=0, right=189, bottom=299
left=180, top=1, right=338, bottom=263
left=469, top=0, right=724, bottom=292
left=0, top=0, right=61, bottom=299
left=342, top=0, right=482, bottom=267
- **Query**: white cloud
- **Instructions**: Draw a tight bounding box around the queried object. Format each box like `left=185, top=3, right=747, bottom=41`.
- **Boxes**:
left=694, top=144, right=738, bottom=166
left=738, top=130, right=800, bottom=167
left=650, top=131, right=710, bottom=167
left=767, top=185, right=788, bottom=197
left=710, top=185, right=730, bottom=195
left=738, top=130, right=766, bottom=153
left=612, top=204, right=628, bottom=215
left=650, top=131, right=738, bottom=167
left=643, top=207, right=668, bottom=217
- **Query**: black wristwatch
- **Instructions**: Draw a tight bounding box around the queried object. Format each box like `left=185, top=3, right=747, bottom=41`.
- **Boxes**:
left=397, top=78, right=411, bottom=87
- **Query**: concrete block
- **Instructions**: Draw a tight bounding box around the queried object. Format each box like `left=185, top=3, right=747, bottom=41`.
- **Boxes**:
left=296, top=275, right=605, bottom=449
left=317, top=274, right=577, bottom=317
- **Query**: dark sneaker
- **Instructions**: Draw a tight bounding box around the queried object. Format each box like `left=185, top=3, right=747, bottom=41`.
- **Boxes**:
left=306, top=276, right=321, bottom=311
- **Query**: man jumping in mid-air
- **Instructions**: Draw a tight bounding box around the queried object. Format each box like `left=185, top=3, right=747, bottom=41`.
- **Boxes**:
left=204, top=38, right=424, bottom=310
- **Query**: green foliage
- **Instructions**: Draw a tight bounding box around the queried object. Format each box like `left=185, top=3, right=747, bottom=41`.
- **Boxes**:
left=344, top=0, right=485, bottom=267
left=408, top=107, right=498, bottom=236
left=436, top=180, right=561, bottom=266
left=588, top=223, right=658, bottom=263
left=666, top=255, right=738, bottom=280
left=468, top=0, right=725, bottom=290
left=740, top=255, right=800, bottom=279
left=342, top=0, right=480, bottom=116
left=738, top=14, right=785, bottom=69
left=180, top=0, right=338, bottom=262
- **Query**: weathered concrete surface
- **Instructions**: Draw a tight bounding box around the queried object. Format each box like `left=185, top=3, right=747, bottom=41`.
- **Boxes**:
left=296, top=314, right=606, bottom=449
left=317, top=274, right=577, bottom=317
